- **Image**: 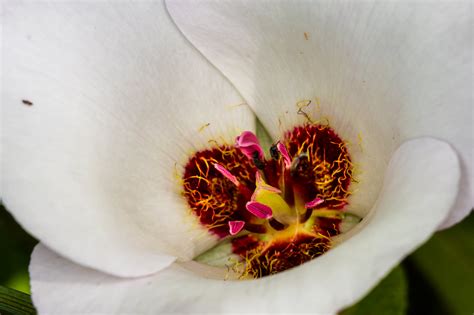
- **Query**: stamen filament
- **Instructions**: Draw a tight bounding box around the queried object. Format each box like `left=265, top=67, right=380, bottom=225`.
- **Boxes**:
left=269, top=218, right=286, bottom=230
left=244, top=223, right=267, bottom=234
left=312, top=209, right=345, bottom=219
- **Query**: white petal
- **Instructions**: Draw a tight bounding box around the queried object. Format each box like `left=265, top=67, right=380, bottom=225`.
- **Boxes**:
left=166, top=0, right=472, bottom=227
left=2, top=1, right=254, bottom=277
left=31, top=138, right=459, bottom=314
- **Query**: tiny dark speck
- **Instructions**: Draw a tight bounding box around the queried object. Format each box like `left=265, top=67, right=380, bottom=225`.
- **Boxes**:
left=22, top=99, right=33, bottom=106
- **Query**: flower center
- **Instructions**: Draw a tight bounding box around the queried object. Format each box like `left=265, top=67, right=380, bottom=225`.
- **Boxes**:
left=183, top=124, right=355, bottom=278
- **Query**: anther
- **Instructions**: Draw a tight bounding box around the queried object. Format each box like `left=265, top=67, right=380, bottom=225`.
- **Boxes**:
left=229, top=220, right=245, bottom=235
left=277, top=142, right=292, bottom=168
left=305, top=197, right=324, bottom=209
left=236, top=131, right=265, bottom=161
left=246, top=201, right=273, bottom=219
left=213, top=163, right=240, bottom=186
left=214, top=163, right=253, bottom=199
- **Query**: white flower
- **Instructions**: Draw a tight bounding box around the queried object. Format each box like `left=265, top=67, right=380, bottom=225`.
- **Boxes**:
left=2, top=0, right=471, bottom=314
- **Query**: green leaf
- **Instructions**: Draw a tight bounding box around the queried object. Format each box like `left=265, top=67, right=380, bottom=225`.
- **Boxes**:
left=340, top=266, right=407, bottom=315
left=406, top=213, right=474, bottom=314
left=0, top=286, right=36, bottom=315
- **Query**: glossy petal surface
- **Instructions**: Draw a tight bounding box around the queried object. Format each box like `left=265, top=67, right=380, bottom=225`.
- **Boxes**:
left=2, top=1, right=254, bottom=277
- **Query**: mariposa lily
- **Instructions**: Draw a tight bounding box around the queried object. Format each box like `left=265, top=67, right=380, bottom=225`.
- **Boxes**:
left=2, top=0, right=471, bottom=314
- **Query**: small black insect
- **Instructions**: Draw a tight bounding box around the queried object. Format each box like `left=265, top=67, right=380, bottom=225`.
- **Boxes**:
left=290, top=153, right=310, bottom=178
left=269, top=143, right=280, bottom=160
left=252, top=151, right=265, bottom=170
left=22, top=99, right=33, bottom=106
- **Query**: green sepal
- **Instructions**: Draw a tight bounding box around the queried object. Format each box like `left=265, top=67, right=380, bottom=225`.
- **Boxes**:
left=0, top=286, right=36, bottom=315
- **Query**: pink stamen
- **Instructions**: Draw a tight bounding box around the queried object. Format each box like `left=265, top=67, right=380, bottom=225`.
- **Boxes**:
left=305, top=197, right=324, bottom=209
left=246, top=201, right=273, bottom=219
left=236, top=131, right=265, bottom=160
left=214, top=163, right=239, bottom=186
left=277, top=142, right=292, bottom=168
left=228, top=220, right=245, bottom=235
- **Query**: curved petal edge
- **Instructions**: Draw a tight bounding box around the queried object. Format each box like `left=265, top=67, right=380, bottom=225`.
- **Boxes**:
left=30, top=137, right=460, bottom=314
